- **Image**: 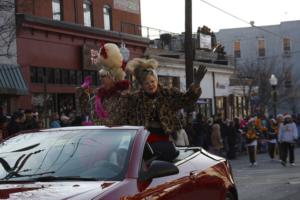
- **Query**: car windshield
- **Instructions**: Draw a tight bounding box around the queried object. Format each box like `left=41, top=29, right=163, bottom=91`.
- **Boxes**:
left=0, top=128, right=136, bottom=181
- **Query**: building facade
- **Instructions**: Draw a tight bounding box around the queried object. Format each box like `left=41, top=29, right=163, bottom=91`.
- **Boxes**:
left=0, top=0, right=28, bottom=115
left=10, top=0, right=148, bottom=116
left=216, top=20, right=300, bottom=113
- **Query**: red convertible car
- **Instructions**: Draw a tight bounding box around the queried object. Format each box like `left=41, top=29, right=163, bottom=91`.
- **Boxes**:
left=0, top=126, right=238, bottom=200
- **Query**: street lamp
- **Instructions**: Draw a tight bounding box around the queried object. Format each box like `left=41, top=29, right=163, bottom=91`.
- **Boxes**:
left=269, top=74, right=278, bottom=118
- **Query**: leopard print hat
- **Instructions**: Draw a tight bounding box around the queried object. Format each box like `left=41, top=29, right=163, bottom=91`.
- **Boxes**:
left=126, top=58, right=159, bottom=84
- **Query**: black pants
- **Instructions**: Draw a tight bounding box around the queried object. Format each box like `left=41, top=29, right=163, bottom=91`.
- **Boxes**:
left=247, top=145, right=256, bottom=164
left=280, top=142, right=295, bottom=163
left=268, top=142, right=276, bottom=159
left=150, top=141, right=179, bottom=162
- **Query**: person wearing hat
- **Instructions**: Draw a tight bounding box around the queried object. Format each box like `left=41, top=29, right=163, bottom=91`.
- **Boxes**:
left=94, top=43, right=130, bottom=126
left=278, top=114, right=298, bottom=166
left=125, top=58, right=207, bottom=162
left=266, top=118, right=278, bottom=161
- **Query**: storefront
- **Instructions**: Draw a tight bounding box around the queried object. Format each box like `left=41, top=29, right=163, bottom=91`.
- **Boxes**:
left=16, top=14, right=149, bottom=114
left=0, top=64, right=28, bottom=115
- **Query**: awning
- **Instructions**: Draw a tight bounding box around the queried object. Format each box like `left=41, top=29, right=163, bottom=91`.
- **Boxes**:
left=0, top=64, right=28, bottom=95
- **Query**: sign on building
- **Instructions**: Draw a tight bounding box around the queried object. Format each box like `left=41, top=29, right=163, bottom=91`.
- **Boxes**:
left=199, top=33, right=211, bottom=49
left=82, top=45, right=100, bottom=70
left=114, top=0, right=140, bottom=14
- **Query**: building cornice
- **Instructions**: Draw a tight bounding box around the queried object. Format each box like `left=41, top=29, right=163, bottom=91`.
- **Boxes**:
left=16, top=14, right=149, bottom=46
left=148, top=55, right=235, bottom=74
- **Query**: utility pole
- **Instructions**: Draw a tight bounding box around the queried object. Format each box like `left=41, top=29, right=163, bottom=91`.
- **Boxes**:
left=185, top=0, right=193, bottom=90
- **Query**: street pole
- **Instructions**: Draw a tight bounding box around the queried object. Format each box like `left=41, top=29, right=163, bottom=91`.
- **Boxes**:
left=272, top=86, right=277, bottom=118
left=184, top=0, right=194, bottom=128
left=185, top=0, right=193, bottom=90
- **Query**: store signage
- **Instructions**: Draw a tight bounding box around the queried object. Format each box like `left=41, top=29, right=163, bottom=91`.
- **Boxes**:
left=114, top=0, right=140, bottom=14
left=82, top=45, right=100, bottom=70
left=216, top=82, right=226, bottom=89
left=200, top=33, right=211, bottom=49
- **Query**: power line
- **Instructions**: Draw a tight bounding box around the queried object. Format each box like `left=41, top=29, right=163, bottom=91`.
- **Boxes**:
left=198, top=0, right=300, bottom=44
left=198, top=0, right=250, bottom=25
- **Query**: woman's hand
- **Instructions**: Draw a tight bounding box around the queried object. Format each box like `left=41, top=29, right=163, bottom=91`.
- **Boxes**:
left=194, top=65, right=207, bottom=85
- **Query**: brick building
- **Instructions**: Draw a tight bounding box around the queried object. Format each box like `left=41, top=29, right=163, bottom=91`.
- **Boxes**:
left=10, top=0, right=148, bottom=115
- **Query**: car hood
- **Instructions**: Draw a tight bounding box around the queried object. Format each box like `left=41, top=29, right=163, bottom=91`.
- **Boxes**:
left=0, top=181, right=119, bottom=200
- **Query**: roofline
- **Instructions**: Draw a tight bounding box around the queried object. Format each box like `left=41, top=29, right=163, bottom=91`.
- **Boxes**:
left=16, top=13, right=150, bottom=45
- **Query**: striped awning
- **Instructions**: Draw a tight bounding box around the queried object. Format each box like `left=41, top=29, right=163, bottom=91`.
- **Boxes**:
left=0, top=64, right=28, bottom=95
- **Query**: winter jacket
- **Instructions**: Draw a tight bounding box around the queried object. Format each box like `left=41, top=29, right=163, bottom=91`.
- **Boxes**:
left=126, top=85, right=201, bottom=134
left=279, top=122, right=298, bottom=143
left=211, top=123, right=223, bottom=150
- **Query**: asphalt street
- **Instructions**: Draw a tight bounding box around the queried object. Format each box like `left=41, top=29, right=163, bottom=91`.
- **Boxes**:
left=229, top=147, right=300, bottom=200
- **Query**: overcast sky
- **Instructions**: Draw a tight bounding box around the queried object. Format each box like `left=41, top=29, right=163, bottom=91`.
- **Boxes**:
left=140, top=0, right=300, bottom=33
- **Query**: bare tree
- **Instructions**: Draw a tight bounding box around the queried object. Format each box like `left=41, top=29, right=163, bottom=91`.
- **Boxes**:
left=236, top=58, right=296, bottom=115
left=0, top=0, right=15, bottom=58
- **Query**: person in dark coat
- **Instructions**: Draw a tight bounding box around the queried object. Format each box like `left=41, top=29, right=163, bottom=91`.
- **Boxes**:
left=6, top=111, right=26, bottom=137
left=23, top=109, right=39, bottom=130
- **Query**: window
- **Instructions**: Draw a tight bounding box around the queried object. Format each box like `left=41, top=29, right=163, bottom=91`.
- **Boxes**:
left=61, top=69, right=70, bottom=84
left=69, top=70, right=76, bottom=85
left=30, top=67, right=38, bottom=83
left=54, top=69, right=61, bottom=84
left=83, top=0, right=93, bottom=27
left=258, top=38, right=265, bottom=57
left=52, top=0, right=63, bottom=21
left=76, top=71, right=83, bottom=85
left=47, top=68, right=55, bottom=84
left=283, top=38, right=291, bottom=56
left=234, top=40, right=241, bottom=58
left=103, top=5, right=112, bottom=30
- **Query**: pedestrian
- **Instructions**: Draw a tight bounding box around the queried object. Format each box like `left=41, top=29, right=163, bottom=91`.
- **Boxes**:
left=267, top=118, right=278, bottom=161
left=210, top=122, right=223, bottom=156
left=50, top=112, right=61, bottom=128
left=6, top=111, right=26, bottom=137
left=245, top=118, right=260, bottom=166
left=23, top=109, right=39, bottom=130
left=276, top=114, right=284, bottom=160
left=278, top=114, right=298, bottom=166
left=192, top=113, right=204, bottom=147
left=126, top=58, right=207, bottom=161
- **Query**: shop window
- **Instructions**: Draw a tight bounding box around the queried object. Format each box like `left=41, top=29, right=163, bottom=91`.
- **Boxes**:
left=30, top=66, right=38, bottom=83
left=52, top=0, right=63, bottom=21
left=47, top=68, right=55, bottom=84
left=54, top=69, right=61, bottom=84
left=234, top=40, right=241, bottom=58
left=69, top=70, right=76, bottom=85
left=258, top=38, right=265, bottom=57
left=103, top=5, right=112, bottom=30
left=37, top=68, right=44, bottom=83
left=83, top=0, right=93, bottom=27
left=61, top=69, right=70, bottom=85
left=76, top=71, right=83, bottom=85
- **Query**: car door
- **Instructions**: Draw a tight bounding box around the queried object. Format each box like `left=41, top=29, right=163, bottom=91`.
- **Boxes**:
left=127, top=143, right=200, bottom=200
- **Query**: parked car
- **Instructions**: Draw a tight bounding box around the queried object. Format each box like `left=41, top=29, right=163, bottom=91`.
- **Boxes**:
left=0, top=126, right=238, bottom=200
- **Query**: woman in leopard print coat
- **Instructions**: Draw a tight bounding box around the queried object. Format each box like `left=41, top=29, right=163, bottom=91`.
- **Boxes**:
left=125, top=58, right=207, bottom=161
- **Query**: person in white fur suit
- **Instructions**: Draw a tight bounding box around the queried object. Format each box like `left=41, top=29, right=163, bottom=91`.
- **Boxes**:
left=95, top=43, right=130, bottom=126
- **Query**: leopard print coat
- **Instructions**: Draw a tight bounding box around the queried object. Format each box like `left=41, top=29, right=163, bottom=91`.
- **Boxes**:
left=126, top=85, right=201, bottom=134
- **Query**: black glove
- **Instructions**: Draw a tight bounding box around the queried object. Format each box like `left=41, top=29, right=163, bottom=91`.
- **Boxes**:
left=194, top=65, right=207, bottom=85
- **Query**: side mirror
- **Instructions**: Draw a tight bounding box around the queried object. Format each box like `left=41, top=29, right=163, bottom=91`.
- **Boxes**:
left=140, top=160, right=179, bottom=181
